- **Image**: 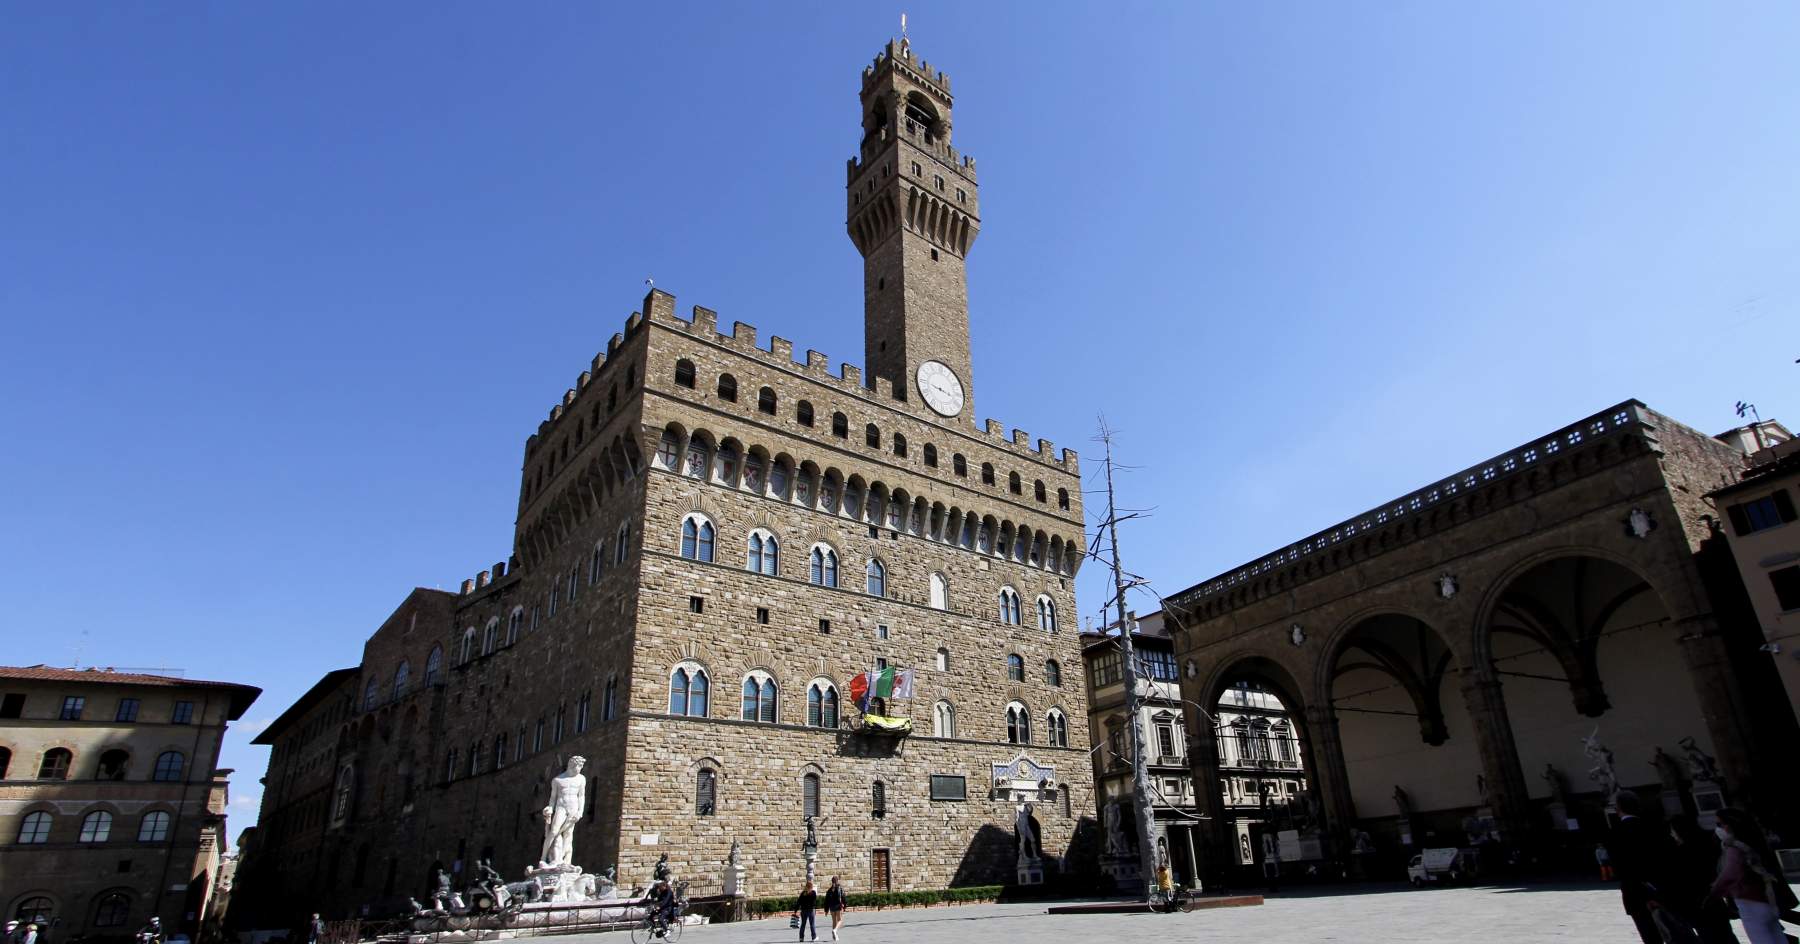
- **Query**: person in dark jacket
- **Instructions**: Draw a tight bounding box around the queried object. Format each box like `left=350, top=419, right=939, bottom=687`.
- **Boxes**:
left=793, top=881, right=818, bottom=943
left=1666, top=815, right=1738, bottom=944
left=1609, top=790, right=1677, bottom=944
left=823, top=877, right=847, bottom=941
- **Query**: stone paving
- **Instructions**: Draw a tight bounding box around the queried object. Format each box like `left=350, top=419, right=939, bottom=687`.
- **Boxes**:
left=554, top=882, right=1739, bottom=944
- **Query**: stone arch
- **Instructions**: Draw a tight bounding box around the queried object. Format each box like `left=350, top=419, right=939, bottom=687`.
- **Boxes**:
left=1314, top=606, right=1464, bottom=745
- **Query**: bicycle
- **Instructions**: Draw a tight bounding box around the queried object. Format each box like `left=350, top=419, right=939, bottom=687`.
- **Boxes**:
left=629, top=882, right=688, bottom=944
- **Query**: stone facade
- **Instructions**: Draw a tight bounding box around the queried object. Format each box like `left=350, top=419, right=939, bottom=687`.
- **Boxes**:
left=1160, top=401, right=1800, bottom=882
left=0, top=666, right=260, bottom=938
left=1706, top=428, right=1800, bottom=722
left=234, top=38, right=1092, bottom=928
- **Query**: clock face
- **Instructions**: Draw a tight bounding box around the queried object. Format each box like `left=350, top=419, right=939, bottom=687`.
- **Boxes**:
left=916, top=360, right=965, bottom=416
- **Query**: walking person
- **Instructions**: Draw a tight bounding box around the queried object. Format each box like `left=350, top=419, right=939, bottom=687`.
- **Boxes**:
left=1709, top=809, right=1799, bottom=944
left=1609, top=790, right=1677, bottom=944
left=823, top=877, right=846, bottom=941
left=305, top=914, right=324, bottom=944
left=1666, top=815, right=1738, bottom=944
left=793, top=880, right=818, bottom=943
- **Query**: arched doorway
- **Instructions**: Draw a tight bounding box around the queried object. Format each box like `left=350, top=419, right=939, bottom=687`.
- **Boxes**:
left=1198, top=656, right=1320, bottom=884
left=1479, top=554, right=1711, bottom=851
left=1322, top=612, right=1476, bottom=866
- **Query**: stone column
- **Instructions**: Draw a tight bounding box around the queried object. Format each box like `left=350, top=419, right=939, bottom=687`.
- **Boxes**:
left=1304, top=705, right=1357, bottom=842
left=1458, top=674, right=1535, bottom=842
left=1674, top=615, right=1756, bottom=796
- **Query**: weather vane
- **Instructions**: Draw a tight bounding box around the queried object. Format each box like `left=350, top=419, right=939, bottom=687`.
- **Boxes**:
left=901, top=13, right=908, bottom=40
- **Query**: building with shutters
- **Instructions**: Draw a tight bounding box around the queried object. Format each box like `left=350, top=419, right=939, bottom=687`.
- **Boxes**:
left=0, top=665, right=260, bottom=939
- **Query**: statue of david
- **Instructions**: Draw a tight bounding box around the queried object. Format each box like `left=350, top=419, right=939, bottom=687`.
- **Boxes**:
left=539, top=756, right=587, bottom=870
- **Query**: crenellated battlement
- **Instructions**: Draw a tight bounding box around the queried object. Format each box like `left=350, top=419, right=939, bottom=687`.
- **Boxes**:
left=517, top=287, right=1075, bottom=473
left=863, top=38, right=951, bottom=99
left=849, top=125, right=977, bottom=184
left=457, top=558, right=516, bottom=597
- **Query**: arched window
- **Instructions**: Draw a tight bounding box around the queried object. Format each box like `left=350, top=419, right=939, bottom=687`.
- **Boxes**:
left=999, top=588, right=1021, bottom=625
left=696, top=768, right=717, bottom=816
left=1034, top=480, right=1046, bottom=502
left=797, top=401, right=815, bottom=426
left=953, top=454, right=967, bottom=477
left=616, top=521, right=632, bottom=562
left=17, top=811, right=52, bottom=843
left=803, top=772, right=821, bottom=818
left=669, top=664, right=710, bottom=717
left=865, top=558, right=886, bottom=596
left=977, top=522, right=993, bottom=554
left=717, top=374, right=737, bottom=402
left=743, top=452, right=766, bottom=493
left=364, top=676, right=380, bottom=710
left=459, top=627, right=476, bottom=664
left=97, top=749, right=129, bottom=781
left=871, top=780, right=886, bottom=818
left=153, top=751, right=185, bottom=782
left=935, top=647, right=949, bottom=671
left=893, top=433, right=907, bottom=457
left=923, top=444, right=938, bottom=467
left=1045, top=659, right=1063, bottom=687
left=1009, top=471, right=1022, bottom=495
left=482, top=618, right=499, bottom=655
left=1058, top=488, right=1070, bottom=510
left=757, top=386, right=777, bottom=414
left=38, top=748, right=72, bottom=780
left=769, top=460, right=791, bottom=499
left=1037, top=596, right=1057, bottom=633
left=933, top=700, right=956, bottom=738
left=92, top=892, right=132, bottom=928
left=748, top=529, right=779, bottom=575
left=981, top=463, right=995, bottom=485
left=740, top=672, right=778, bottom=723
left=603, top=676, right=618, bottom=721
left=392, top=661, right=411, bottom=700
left=657, top=429, right=680, bottom=469
left=831, top=413, right=848, bottom=438
left=1006, top=654, right=1025, bottom=682
left=424, top=646, right=444, bottom=686
left=929, top=572, right=948, bottom=609
left=809, top=546, right=839, bottom=588
left=680, top=515, right=715, bottom=562
left=138, top=810, right=171, bottom=842
left=1046, top=709, right=1069, bottom=747
left=79, top=810, right=113, bottom=843
left=13, top=896, right=53, bottom=926
left=865, top=423, right=881, bottom=448
left=807, top=681, right=839, bottom=728
left=1006, top=702, right=1031, bottom=744
left=674, top=359, right=696, bottom=388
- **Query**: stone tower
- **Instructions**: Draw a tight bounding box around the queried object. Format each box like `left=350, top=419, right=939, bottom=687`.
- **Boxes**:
left=847, top=39, right=980, bottom=424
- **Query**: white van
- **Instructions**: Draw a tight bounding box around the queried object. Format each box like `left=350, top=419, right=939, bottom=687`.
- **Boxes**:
left=1407, top=848, right=1465, bottom=886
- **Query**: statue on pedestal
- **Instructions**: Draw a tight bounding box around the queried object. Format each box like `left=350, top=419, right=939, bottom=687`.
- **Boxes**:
left=1678, top=736, right=1720, bottom=782
left=1582, top=728, right=1618, bottom=798
left=653, top=852, right=671, bottom=884
left=1102, top=800, right=1126, bottom=856
left=1015, top=802, right=1041, bottom=863
left=727, top=840, right=741, bottom=868
left=1542, top=764, right=1569, bottom=805
left=1651, top=747, right=1687, bottom=791
left=539, top=756, right=587, bottom=870
left=1392, top=785, right=1414, bottom=820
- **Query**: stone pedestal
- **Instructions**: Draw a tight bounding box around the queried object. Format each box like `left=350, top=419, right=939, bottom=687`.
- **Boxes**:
left=525, top=865, right=601, bottom=904
left=722, top=864, right=744, bottom=898
left=1099, top=854, right=1140, bottom=890
left=1659, top=789, right=1686, bottom=818
left=803, top=850, right=818, bottom=885
left=1547, top=802, right=1571, bottom=832
left=1690, top=780, right=1726, bottom=829
left=1016, top=856, right=1044, bottom=886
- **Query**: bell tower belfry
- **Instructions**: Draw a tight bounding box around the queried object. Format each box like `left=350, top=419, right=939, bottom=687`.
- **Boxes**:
left=847, top=38, right=980, bottom=424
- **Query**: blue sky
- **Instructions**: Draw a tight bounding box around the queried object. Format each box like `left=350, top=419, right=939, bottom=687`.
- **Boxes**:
left=4, top=3, right=1797, bottom=837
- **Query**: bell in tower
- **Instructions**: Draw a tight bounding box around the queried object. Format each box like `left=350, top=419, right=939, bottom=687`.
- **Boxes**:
left=847, top=38, right=980, bottom=424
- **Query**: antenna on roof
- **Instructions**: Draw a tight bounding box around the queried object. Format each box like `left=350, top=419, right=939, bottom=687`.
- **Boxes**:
left=901, top=13, right=908, bottom=39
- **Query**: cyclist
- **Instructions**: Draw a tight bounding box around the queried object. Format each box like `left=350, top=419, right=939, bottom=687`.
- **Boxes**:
left=135, top=917, right=164, bottom=944
left=647, top=879, right=676, bottom=938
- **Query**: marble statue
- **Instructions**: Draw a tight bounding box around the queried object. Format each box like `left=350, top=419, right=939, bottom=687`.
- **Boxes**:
left=1678, top=736, right=1720, bottom=782
left=1015, top=802, right=1041, bottom=863
left=1392, top=785, right=1414, bottom=819
left=727, top=840, right=741, bottom=868
left=1542, top=764, right=1568, bottom=804
left=1651, top=747, right=1687, bottom=791
left=1476, top=774, right=1490, bottom=806
left=539, top=756, right=587, bottom=869
left=1103, top=800, right=1127, bottom=856
left=1582, top=728, right=1619, bottom=797
left=802, top=815, right=819, bottom=855
left=653, top=852, right=671, bottom=884
left=431, top=868, right=455, bottom=912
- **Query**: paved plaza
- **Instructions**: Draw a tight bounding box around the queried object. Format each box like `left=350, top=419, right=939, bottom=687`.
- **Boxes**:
left=573, top=883, right=1748, bottom=944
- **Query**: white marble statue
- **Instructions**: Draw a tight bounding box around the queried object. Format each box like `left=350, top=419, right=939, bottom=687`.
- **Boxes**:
left=1015, top=802, right=1041, bottom=865
left=1103, top=799, right=1126, bottom=856
left=539, top=756, right=587, bottom=869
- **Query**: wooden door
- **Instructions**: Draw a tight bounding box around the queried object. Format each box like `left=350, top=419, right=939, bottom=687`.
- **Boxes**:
left=871, top=848, right=891, bottom=892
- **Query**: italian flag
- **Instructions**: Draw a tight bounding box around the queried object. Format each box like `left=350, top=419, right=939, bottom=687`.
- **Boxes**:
left=850, top=667, right=914, bottom=712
